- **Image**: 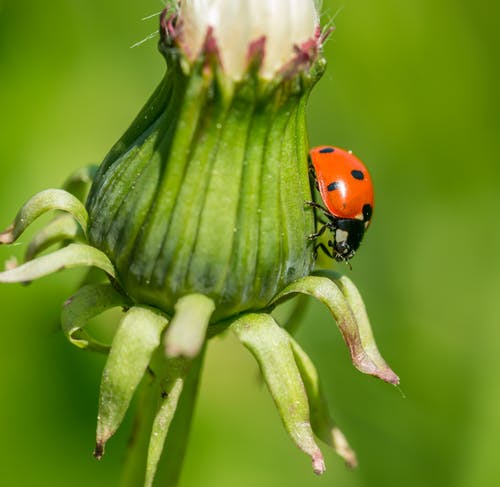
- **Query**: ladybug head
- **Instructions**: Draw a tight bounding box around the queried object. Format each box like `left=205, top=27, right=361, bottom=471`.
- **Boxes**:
left=329, top=218, right=365, bottom=262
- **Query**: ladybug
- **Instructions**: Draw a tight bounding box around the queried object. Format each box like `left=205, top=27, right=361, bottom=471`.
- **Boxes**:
left=307, top=145, right=374, bottom=262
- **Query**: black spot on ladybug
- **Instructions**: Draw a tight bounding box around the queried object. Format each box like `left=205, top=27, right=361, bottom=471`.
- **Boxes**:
left=362, top=204, right=372, bottom=221
left=351, top=170, right=364, bottom=180
left=319, top=147, right=335, bottom=154
left=327, top=181, right=340, bottom=191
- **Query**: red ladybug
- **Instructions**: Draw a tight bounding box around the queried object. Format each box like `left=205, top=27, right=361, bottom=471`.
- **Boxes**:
left=307, top=146, right=374, bottom=262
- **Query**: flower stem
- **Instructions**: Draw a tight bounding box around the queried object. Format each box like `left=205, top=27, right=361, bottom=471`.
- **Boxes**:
left=120, top=345, right=206, bottom=487
left=152, top=346, right=205, bottom=486
left=120, top=379, right=158, bottom=487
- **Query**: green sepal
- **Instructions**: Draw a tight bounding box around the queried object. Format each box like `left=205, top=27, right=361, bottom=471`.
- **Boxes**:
left=318, top=270, right=399, bottom=382
left=290, top=337, right=357, bottom=468
left=272, top=293, right=310, bottom=336
left=94, top=306, right=169, bottom=459
left=62, top=164, right=98, bottom=202
left=61, top=283, right=129, bottom=352
left=317, top=270, right=400, bottom=386
left=271, top=275, right=399, bottom=385
left=120, top=348, right=205, bottom=487
left=164, top=294, right=215, bottom=358
left=144, top=356, right=191, bottom=487
left=0, top=189, right=88, bottom=245
left=231, top=313, right=326, bottom=475
left=24, top=214, right=82, bottom=262
left=0, top=243, right=116, bottom=283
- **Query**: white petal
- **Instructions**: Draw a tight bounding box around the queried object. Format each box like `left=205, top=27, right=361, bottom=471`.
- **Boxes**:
left=179, top=0, right=319, bottom=80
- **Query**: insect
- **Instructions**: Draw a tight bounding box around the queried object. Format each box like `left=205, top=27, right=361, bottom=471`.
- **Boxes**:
left=307, top=145, right=374, bottom=262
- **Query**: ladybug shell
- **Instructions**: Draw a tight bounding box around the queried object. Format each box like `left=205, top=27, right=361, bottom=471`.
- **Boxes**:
left=309, top=146, right=374, bottom=225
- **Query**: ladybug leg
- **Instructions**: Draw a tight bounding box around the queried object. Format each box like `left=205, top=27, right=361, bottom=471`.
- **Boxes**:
left=307, top=223, right=328, bottom=241
left=304, top=200, right=331, bottom=219
left=314, top=243, right=334, bottom=259
left=304, top=200, right=322, bottom=210
left=308, top=162, right=320, bottom=190
left=306, top=202, right=337, bottom=240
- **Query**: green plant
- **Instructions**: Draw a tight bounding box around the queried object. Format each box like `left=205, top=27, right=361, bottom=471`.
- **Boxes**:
left=0, top=2, right=397, bottom=485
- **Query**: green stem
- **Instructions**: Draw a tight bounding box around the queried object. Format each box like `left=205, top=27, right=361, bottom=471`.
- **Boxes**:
left=153, top=347, right=205, bottom=486
left=120, top=346, right=206, bottom=487
left=120, top=378, right=159, bottom=487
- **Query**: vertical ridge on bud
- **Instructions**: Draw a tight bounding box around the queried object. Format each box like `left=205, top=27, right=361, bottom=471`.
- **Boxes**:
left=160, top=95, right=229, bottom=294
left=186, top=86, right=256, bottom=297
left=87, top=75, right=176, bottom=257
left=224, top=95, right=267, bottom=306
left=279, top=94, right=312, bottom=283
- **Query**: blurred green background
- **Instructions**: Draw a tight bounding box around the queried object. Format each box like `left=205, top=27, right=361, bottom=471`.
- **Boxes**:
left=1, top=1, right=499, bottom=486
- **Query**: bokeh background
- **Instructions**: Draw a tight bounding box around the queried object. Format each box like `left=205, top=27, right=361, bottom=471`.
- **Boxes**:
left=1, top=1, right=499, bottom=486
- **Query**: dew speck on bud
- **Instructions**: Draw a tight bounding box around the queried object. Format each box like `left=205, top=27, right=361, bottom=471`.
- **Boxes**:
left=0, top=1, right=397, bottom=485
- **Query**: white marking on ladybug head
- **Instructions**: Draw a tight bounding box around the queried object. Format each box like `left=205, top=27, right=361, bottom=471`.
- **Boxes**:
left=335, top=229, right=348, bottom=245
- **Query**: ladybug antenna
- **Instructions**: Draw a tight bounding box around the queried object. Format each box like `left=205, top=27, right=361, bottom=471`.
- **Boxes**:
left=395, top=384, right=407, bottom=399
left=339, top=252, right=353, bottom=271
